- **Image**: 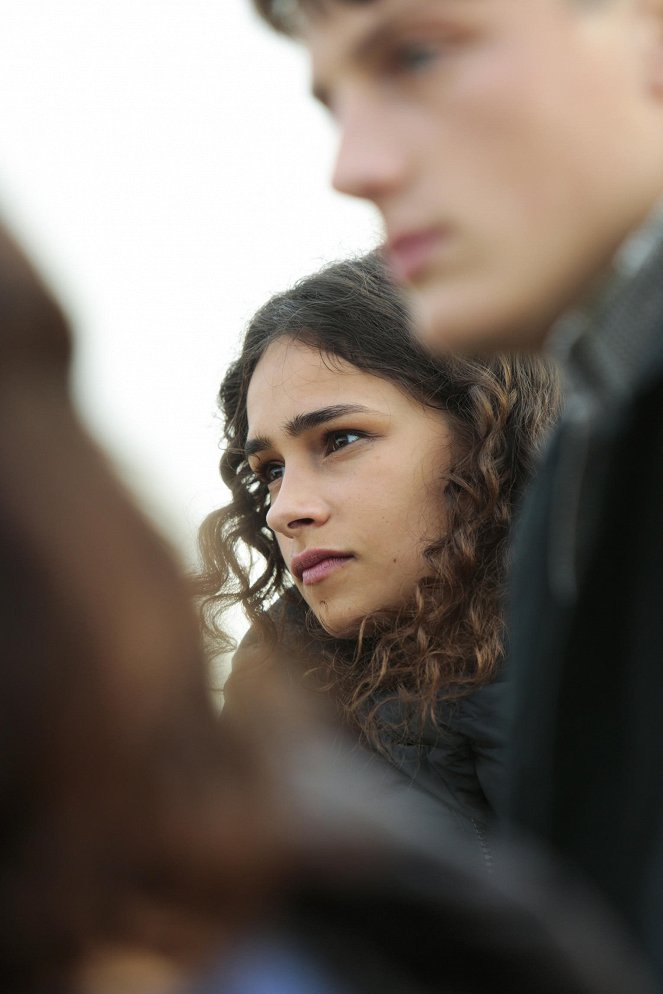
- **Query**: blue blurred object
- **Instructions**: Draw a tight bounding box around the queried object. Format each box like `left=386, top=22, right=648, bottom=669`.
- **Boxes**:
left=189, top=936, right=348, bottom=994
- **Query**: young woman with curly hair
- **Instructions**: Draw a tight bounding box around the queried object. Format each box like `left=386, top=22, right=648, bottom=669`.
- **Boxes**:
left=197, top=252, right=560, bottom=849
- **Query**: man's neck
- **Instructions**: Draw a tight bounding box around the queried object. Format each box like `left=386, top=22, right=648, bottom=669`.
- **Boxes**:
left=549, top=199, right=663, bottom=369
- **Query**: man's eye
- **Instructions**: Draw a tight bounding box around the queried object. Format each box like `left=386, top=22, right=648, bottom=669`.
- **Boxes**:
left=390, top=42, right=440, bottom=76
left=327, top=430, right=363, bottom=453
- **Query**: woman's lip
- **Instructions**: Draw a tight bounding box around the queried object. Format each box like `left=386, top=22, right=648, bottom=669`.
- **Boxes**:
left=385, top=229, right=443, bottom=283
left=300, top=555, right=354, bottom=586
left=290, top=548, right=354, bottom=584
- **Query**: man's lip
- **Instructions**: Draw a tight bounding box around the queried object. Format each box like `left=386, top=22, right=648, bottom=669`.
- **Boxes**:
left=290, top=548, right=353, bottom=582
left=385, top=229, right=443, bottom=283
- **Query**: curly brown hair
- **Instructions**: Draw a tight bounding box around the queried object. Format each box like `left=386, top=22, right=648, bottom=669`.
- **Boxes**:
left=197, top=253, right=560, bottom=745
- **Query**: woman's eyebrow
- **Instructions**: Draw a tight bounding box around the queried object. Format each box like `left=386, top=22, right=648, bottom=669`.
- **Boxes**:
left=245, top=404, right=377, bottom=459
left=244, top=434, right=272, bottom=460
left=285, top=404, right=375, bottom=437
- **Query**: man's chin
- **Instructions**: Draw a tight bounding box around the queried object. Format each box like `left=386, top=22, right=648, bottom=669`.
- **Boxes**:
left=407, top=282, right=551, bottom=356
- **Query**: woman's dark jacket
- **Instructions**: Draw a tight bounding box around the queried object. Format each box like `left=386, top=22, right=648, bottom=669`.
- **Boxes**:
left=223, top=595, right=508, bottom=872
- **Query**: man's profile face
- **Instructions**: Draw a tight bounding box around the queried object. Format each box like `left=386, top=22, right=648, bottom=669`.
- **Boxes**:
left=305, top=0, right=663, bottom=350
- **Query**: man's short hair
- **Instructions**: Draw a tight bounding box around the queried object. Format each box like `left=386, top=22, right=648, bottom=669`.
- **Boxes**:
left=254, top=0, right=611, bottom=35
left=253, top=0, right=374, bottom=36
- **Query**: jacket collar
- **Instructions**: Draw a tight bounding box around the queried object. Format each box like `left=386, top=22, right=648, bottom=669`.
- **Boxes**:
left=550, top=200, right=663, bottom=405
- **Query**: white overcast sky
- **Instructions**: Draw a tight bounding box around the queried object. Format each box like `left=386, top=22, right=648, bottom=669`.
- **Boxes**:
left=0, top=1, right=379, bottom=578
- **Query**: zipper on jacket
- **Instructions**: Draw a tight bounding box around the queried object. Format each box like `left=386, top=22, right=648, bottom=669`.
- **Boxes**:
left=470, top=817, right=494, bottom=875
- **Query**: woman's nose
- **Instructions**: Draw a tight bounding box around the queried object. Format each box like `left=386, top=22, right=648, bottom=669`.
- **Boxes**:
left=265, top=470, right=331, bottom=537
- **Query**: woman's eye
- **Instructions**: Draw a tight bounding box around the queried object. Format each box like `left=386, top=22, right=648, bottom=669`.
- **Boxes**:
left=261, top=462, right=284, bottom=485
left=327, top=430, right=363, bottom=453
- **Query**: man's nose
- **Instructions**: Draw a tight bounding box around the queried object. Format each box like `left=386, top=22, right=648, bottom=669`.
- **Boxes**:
left=331, top=96, right=407, bottom=202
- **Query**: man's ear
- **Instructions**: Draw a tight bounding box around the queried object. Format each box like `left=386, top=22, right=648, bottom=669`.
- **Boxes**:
left=639, top=0, right=663, bottom=96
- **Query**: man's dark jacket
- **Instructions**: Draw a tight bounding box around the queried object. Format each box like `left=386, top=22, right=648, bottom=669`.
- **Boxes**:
left=507, top=235, right=663, bottom=981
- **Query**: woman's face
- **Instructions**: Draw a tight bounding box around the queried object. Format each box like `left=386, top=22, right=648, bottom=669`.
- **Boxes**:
left=245, top=337, right=452, bottom=636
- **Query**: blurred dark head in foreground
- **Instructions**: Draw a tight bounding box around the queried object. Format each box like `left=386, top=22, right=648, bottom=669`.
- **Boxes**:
left=0, top=222, right=277, bottom=991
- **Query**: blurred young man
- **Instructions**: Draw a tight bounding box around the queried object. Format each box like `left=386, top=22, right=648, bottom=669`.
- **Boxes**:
left=252, top=0, right=663, bottom=980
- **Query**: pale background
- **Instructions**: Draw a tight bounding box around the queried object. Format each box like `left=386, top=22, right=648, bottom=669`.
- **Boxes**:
left=0, top=0, right=379, bottom=644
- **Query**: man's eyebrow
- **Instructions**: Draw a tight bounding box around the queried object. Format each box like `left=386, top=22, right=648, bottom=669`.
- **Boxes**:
left=245, top=404, right=378, bottom=459
left=311, top=19, right=395, bottom=108
left=311, top=2, right=466, bottom=107
left=311, top=14, right=417, bottom=108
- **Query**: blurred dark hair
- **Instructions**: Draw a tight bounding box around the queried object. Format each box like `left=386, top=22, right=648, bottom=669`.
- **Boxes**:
left=197, top=252, right=561, bottom=744
left=0, top=223, right=276, bottom=992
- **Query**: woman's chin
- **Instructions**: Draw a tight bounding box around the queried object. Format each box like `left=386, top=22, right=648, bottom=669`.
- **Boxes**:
left=311, top=595, right=407, bottom=641
left=315, top=610, right=362, bottom=640
left=313, top=601, right=398, bottom=640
